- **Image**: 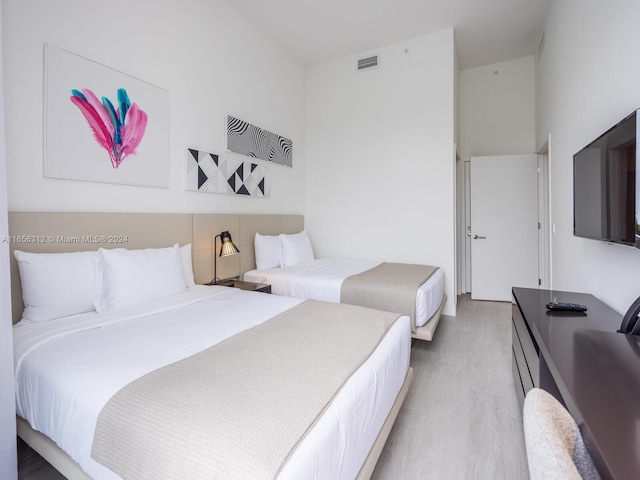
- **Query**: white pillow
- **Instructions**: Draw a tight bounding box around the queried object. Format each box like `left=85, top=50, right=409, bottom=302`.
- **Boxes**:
left=280, top=231, right=314, bottom=267
left=96, top=244, right=186, bottom=312
left=14, top=250, right=97, bottom=322
left=254, top=233, right=282, bottom=270
left=180, top=243, right=196, bottom=287
left=94, top=244, right=194, bottom=310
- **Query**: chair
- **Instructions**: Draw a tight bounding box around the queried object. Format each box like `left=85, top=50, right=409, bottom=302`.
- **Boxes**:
left=618, top=295, right=640, bottom=334
left=523, top=388, right=601, bottom=480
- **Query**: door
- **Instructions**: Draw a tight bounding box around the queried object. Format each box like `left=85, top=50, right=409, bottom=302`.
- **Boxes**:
left=470, top=154, right=539, bottom=301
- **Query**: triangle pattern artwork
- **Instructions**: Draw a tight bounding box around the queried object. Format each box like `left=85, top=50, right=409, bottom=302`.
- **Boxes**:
left=185, top=148, right=270, bottom=198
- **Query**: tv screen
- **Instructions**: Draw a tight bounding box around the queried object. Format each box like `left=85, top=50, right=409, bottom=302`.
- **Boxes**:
left=573, top=110, right=637, bottom=246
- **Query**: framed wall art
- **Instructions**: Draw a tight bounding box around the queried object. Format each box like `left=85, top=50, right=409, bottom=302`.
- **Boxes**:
left=186, top=148, right=270, bottom=198
left=226, top=115, right=292, bottom=167
left=44, top=44, right=169, bottom=188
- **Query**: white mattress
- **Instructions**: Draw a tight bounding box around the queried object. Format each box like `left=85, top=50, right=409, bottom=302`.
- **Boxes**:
left=244, top=258, right=445, bottom=327
left=13, top=285, right=411, bottom=480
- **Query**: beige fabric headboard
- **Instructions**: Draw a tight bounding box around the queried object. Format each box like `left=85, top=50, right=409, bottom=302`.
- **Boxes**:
left=8, top=212, right=303, bottom=324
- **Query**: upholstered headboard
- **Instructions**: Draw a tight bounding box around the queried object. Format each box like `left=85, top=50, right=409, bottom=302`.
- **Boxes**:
left=8, top=212, right=303, bottom=323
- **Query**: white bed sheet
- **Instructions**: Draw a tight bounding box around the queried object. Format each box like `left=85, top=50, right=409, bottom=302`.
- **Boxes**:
left=244, top=258, right=445, bottom=327
left=14, top=285, right=410, bottom=480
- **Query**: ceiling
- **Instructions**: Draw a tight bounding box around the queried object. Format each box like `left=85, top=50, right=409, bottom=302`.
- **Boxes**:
left=227, top=0, right=551, bottom=69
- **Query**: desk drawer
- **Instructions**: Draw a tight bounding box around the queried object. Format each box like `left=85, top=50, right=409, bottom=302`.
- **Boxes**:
left=512, top=298, right=540, bottom=387
left=512, top=348, right=526, bottom=407
left=512, top=320, right=534, bottom=402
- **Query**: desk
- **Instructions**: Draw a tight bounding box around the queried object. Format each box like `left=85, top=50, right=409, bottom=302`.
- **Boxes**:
left=512, top=287, right=640, bottom=480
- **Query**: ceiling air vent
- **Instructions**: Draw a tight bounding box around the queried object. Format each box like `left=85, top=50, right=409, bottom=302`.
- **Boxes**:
left=357, top=55, right=379, bottom=72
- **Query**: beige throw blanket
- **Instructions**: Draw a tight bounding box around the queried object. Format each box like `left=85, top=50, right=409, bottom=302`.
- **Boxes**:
left=91, top=300, right=400, bottom=480
left=341, top=262, right=438, bottom=332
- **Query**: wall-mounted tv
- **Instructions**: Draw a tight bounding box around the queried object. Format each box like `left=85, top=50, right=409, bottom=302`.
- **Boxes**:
left=573, top=109, right=637, bottom=247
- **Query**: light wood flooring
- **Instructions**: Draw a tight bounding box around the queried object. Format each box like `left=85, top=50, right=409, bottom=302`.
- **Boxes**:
left=18, top=294, right=529, bottom=480
left=371, top=294, right=529, bottom=479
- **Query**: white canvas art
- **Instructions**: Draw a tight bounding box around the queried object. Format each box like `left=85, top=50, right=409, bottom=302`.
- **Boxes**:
left=186, top=148, right=270, bottom=198
left=44, top=44, right=169, bottom=187
left=226, top=115, right=292, bottom=167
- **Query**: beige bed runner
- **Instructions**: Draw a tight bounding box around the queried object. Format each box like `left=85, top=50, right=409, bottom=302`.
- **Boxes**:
left=91, top=300, right=401, bottom=480
left=341, top=262, right=438, bottom=332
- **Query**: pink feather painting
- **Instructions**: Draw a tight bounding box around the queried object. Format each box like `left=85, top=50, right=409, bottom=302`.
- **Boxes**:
left=70, top=88, right=148, bottom=168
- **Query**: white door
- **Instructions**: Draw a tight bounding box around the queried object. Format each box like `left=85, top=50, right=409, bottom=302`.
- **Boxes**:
left=470, top=154, right=539, bottom=301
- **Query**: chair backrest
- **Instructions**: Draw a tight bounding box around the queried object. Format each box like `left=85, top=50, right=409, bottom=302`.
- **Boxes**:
left=523, top=388, right=601, bottom=480
left=619, top=295, right=640, bottom=334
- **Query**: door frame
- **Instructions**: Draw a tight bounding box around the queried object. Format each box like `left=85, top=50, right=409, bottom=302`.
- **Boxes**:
left=457, top=150, right=550, bottom=296
left=537, top=134, right=552, bottom=290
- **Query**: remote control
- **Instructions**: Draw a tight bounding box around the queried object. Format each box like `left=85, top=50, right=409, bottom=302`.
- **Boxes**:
left=546, top=302, right=587, bottom=312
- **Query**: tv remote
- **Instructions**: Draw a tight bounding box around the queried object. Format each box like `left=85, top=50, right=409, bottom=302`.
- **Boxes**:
left=546, top=302, right=587, bottom=312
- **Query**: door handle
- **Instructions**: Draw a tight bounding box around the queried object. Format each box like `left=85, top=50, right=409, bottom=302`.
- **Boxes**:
left=473, top=235, right=487, bottom=239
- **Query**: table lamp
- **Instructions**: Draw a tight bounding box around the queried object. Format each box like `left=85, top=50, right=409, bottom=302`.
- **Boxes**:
left=210, top=230, right=239, bottom=284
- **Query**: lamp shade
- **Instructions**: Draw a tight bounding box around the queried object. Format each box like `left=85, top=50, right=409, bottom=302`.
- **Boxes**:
left=218, top=231, right=239, bottom=257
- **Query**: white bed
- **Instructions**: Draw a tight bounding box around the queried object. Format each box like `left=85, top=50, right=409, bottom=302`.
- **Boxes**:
left=244, top=257, right=446, bottom=340
left=9, top=213, right=413, bottom=479
left=14, top=286, right=411, bottom=480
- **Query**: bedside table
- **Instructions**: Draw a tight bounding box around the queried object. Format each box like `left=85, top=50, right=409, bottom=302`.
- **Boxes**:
left=216, top=279, right=271, bottom=293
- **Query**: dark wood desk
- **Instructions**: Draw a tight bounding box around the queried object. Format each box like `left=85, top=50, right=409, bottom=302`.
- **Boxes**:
left=512, top=287, right=640, bottom=480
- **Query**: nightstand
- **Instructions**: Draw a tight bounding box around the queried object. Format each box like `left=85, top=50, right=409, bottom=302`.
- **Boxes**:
left=216, top=279, right=271, bottom=293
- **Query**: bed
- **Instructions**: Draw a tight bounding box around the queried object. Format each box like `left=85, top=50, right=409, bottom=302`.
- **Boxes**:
left=243, top=232, right=447, bottom=341
left=9, top=212, right=413, bottom=480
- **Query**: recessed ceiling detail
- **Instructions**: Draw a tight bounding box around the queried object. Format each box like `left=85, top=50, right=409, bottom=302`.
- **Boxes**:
left=227, top=0, right=551, bottom=69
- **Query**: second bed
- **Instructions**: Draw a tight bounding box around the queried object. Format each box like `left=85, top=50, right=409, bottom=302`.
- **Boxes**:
left=244, top=257, right=446, bottom=341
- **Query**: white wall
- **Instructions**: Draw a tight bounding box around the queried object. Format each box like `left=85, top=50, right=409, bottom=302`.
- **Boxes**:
left=457, top=56, right=536, bottom=294
left=0, top=3, right=17, bottom=477
left=459, top=55, right=536, bottom=160
left=537, top=0, right=640, bottom=313
left=305, top=29, right=457, bottom=315
left=2, top=0, right=306, bottom=214
left=2, top=0, right=303, bottom=471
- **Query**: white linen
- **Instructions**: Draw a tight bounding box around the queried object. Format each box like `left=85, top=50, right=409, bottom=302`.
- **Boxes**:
left=14, top=285, right=410, bottom=480
left=14, top=250, right=98, bottom=322
left=96, top=244, right=186, bottom=312
left=254, top=232, right=282, bottom=270
left=279, top=231, right=315, bottom=267
left=179, top=243, right=196, bottom=287
left=244, top=258, right=446, bottom=327
left=15, top=245, right=196, bottom=322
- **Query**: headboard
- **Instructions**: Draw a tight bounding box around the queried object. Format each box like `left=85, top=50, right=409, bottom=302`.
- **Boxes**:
left=8, top=212, right=303, bottom=324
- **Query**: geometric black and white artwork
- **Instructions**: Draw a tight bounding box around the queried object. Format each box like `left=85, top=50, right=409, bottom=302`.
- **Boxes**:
left=186, top=148, right=270, bottom=198
left=226, top=115, right=292, bottom=167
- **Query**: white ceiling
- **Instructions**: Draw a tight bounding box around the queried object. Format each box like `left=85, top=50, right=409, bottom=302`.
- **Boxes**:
left=227, top=0, right=551, bottom=69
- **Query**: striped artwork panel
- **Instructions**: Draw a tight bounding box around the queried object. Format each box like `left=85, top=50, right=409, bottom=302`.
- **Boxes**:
left=226, top=115, right=292, bottom=167
left=186, top=148, right=270, bottom=198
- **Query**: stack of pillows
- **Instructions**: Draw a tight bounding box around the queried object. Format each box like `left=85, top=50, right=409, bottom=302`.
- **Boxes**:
left=254, top=231, right=315, bottom=270
left=15, top=231, right=316, bottom=322
left=14, top=244, right=195, bottom=323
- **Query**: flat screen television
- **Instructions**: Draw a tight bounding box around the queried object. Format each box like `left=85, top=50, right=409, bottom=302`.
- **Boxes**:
left=573, top=109, right=637, bottom=247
